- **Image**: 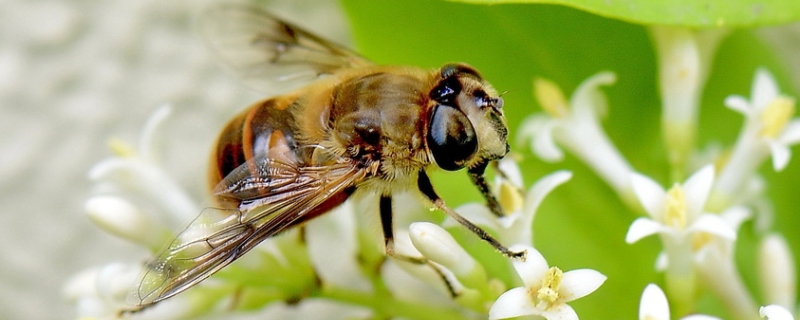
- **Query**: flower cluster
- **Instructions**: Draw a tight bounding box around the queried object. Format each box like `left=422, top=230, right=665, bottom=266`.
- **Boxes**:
left=65, top=103, right=607, bottom=319
left=518, top=26, right=798, bottom=320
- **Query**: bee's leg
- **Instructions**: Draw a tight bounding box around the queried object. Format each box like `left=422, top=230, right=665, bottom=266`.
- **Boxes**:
left=467, top=162, right=504, bottom=218
left=417, top=170, right=526, bottom=260
left=379, top=195, right=459, bottom=297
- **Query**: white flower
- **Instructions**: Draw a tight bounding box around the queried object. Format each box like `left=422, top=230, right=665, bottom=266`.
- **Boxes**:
left=518, top=72, right=635, bottom=198
left=726, top=69, right=800, bottom=171
left=639, top=284, right=721, bottom=320
left=626, top=165, right=735, bottom=247
left=448, top=165, right=572, bottom=247
left=489, top=245, right=606, bottom=320
left=711, top=69, right=800, bottom=210
left=88, top=105, right=198, bottom=225
left=85, top=195, right=171, bottom=251
left=758, top=234, right=797, bottom=310
left=760, top=305, right=796, bottom=320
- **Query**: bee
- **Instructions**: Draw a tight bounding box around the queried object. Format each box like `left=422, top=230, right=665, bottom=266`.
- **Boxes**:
left=132, top=3, right=524, bottom=309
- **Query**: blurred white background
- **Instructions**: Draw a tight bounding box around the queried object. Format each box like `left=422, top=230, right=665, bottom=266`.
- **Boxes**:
left=0, top=1, right=348, bottom=319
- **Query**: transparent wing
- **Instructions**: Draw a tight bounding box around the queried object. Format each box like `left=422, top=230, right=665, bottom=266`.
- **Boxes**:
left=133, top=157, right=367, bottom=307
left=197, top=3, right=373, bottom=95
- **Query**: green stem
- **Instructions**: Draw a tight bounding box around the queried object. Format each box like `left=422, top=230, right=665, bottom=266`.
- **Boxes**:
left=321, top=284, right=469, bottom=320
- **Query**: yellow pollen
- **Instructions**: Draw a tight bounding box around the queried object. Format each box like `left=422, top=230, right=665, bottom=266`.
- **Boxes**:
left=692, top=232, right=713, bottom=251
left=108, top=137, right=137, bottom=158
left=534, top=78, right=569, bottom=118
left=536, top=266, right=563, bottom=304
left=760, top=95, right=796, bottom=139
left=498, top=181, right=524, bottom=214
left=665, top=184, right=687, bottom=229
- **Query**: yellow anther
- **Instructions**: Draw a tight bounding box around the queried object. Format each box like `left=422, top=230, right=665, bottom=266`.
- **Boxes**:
left=665, top=184, right=687, bottom=229
left=108, top=137, right=137, bottom=158
left=536, top=266, right=563, bottom=304
left=498, top=181, right=523, bottom=214
left=760, top=95, right=796, bottom=139
left=692, top=232, right=713, bottom=252
left=534, top=78, right=569, bottom=118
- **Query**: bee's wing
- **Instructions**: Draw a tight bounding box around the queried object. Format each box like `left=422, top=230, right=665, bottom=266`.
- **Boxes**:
left=197, top=3, right=373, bottom=95
left=133, top=157, right=367, bottom=307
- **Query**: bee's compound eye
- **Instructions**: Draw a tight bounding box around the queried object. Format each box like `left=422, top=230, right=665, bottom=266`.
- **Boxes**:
left=427, top=104, right=477, bottom=171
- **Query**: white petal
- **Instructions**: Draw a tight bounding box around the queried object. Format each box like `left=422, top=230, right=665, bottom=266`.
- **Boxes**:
left=509, top=244, right=549, bottom=288
left=570, top=71, right=616, bottom=117
left=518, top=116, right=565, bottom=162
left=539, top=303, right=579, bottom=320
left=768, top=140, right=791, bottom=172
left=688, top=214, right=736, bottom=240
left=630, top=173, right=667, bottom=220
left=719, top=206, right=752, bottom=232
left=682, top=165, right=715, bottom=219
left=778, top=120, right=800, bottom=145
left=488, top=287, right=538, bottom=319
left=524, top=171, right=573, bottom=216
left=137, top=104, right=172, bottom=161
left=758, top=234, right=797, bottom=309
left=639, top=284, right=670, bottom=320
left=655, top=251, right=669, bottom=271
left=409, top=222, right=476, bottom=276
left=305, top=201, right=371, bottom=292
left=513, top=170, right=573, bottom=244
left=759, top=304, right=795, bottom=320
left=558, top=268, right=607, bottom=302
left=752, top=68, right=779, bottom=109
left=85, top=196, right=169, bottom=250
left=626, top=217, right=665, bottom=244
left=534, top=119, right=565, bottom=162
left=497, top=157, right=524, bottom=188
left=724, top=95, right=752, bottom=115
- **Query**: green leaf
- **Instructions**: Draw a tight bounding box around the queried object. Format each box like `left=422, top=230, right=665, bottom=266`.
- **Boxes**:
left=451, top=0, right=800, bottom=27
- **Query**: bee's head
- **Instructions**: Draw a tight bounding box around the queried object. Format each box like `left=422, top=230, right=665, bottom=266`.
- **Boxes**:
left=426, top=63, right=508, bottom=171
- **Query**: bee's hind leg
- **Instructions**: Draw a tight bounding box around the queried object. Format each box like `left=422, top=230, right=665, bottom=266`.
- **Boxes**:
left=378, top=195, right=459, bottom=298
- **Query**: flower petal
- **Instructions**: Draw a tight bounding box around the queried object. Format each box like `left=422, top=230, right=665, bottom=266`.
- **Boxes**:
left=626, top=217, right=665, bottom=244
left=509, top=244, right=549, bottom=288
left=639, top=284, right=670, bottom=320
left=724, top=95, right=752, bottom=115
left=488, top=287, right=538, bottom=319
left=682, top=165, right=714, bottom=219
left=137, top=104, right=172, bottom=161
left=778, top=120, right=800, bottom=145
left=752, top=68, right=779, bottom=110
left=409, top=222, right=476, bottom=277
left=631, top=173, right=667, bottom=220
left=768, top=140, right=791, bottom=172
left=688, top=214, right=736, bottom=240
left=534, top=119, right=565, bottom=162
left=570, top=71, right=616, bottom=118
left=512, top=170, right=573, bottom=244
left=497, top=157, right=524, bottom=189
left=539, top=303, right=579, bottom=320
left=759, top=304, right=795, bottom=320
left=558, top=268, right=607, bottom=302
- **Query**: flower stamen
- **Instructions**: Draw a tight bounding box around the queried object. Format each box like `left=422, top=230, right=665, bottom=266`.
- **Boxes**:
left=665, top=184, right=687, bottom=229
left=536, top=266, right=564, bottom=306
left=534, top=78, right=569, bottom=118
left=760, top=95, right=796, bottom=139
